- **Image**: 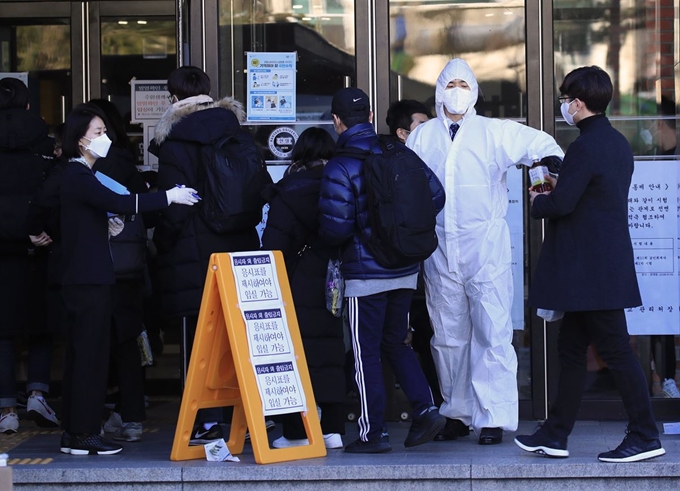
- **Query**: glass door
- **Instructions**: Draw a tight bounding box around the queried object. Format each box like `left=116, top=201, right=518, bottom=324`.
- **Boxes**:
left=214, top=0, right=357, bottom=162
left=0, top=2, right=73, bottom=128
left=552, top=0, right=680, bottom=420
left=0, top=1, right=176, bottom=135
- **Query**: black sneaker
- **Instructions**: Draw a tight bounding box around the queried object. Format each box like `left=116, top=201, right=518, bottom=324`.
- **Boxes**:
left=69, top=433, right=123, bottom=455
left=515, top=426, right=569, bottom=458
left=189, top=424, right=224, bottom=445
left=598, top=431, right=665, bottom=463
left=434, top=418, right=470, bottom=441
left=404, top=406, right=446, bottom=448
left=60, top=432, right=71, bottom=454
left=345, top=434, right=392, bottom=454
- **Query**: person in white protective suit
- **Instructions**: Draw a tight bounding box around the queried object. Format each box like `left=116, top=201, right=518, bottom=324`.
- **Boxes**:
left=407, top=59, right=564, bottom=445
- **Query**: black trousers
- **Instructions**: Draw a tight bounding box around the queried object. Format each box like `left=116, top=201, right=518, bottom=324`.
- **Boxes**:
left=545, top=309, right=659, bottom=442
left=111, top=280, right=146, bottom=423
left=347, top=289, right=434, bottom=442
left=61, top=284, right=112, bottom=435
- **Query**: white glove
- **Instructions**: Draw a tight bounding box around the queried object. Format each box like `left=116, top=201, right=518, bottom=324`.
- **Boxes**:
left=108, top=217, right=124, bottom=237
left=166, top=186, right=199, bottom=206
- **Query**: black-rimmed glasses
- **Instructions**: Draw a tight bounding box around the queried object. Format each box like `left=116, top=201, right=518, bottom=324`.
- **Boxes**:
left=558, top=96, right=571, bottom=104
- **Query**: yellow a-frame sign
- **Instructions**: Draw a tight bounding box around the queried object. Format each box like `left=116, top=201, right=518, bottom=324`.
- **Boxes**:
left=170, top=251, right=326, bottom=464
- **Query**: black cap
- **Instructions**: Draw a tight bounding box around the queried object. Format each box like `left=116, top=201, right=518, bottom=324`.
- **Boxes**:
left=331, top=88, right=371, bottom=119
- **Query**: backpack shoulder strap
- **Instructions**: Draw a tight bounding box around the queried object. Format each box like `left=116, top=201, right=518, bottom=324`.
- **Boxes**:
left=334, top=145, right=371, bottom=160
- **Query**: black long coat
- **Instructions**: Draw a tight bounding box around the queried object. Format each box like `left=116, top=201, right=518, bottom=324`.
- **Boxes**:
left=0, top=108, right=53, bottom=336
left=528, top=115, right=641, bottom=311
left=261, top=165, right=346, bottom=404
left=149, top=98, right=260, bottom=317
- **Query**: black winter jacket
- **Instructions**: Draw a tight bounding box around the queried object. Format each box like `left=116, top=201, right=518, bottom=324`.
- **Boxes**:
left=0, top=108, right=53, bottom=335
left=0, top=108, right=52, bottom=254
left=149, top=97, right=261, bottom=317
left=261, top=165, right=345, bottom=403
left=318, top=123, right=446, bottom=280
left=528, top=115, right=641, bottom=311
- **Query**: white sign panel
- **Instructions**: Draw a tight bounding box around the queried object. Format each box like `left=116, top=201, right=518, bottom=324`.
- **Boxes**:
left=229, top=251, right=307, bottom=416
left=0, top=72, right=28, bottom=86
left=246, top=52, right=296, bottom=122
left=506, top=166, right=525, bottom=330
left=626, top=160, right=680, bottom=335
left=131, top=80, right=170, bottom=123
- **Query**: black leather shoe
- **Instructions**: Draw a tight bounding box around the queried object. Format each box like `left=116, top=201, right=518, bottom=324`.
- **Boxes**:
left=478, top=427, right=503, bottom=445
left=434, top=418, right=470, bottom=441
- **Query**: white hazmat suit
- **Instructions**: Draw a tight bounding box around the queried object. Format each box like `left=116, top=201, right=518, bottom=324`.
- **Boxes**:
left=407, top=59, right=564, bottom=433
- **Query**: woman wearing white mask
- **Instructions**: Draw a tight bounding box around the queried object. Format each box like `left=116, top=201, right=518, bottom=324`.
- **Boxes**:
left=407, top=58, right=564, bottom=445
left=57, top=103, right=198, bottom=456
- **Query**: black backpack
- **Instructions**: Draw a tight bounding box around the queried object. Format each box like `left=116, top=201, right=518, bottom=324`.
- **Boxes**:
left=337, top=137, right=441, bottom=269
left=197, top=132, right=272, bottom=234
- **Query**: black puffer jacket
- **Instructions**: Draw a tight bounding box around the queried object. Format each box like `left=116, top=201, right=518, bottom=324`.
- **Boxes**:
left=149, top=97, right=261, bottom=317
left=261, top=165, right=345, bottom=404
left=0, top=108, right=53, bottom=335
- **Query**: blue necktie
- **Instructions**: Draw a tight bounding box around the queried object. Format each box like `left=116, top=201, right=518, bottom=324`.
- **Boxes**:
left=449, top=123, right=459, bottom=141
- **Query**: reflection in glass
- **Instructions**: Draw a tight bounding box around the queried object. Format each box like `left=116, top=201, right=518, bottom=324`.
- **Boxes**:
left=0, top=20, right=70, bottom=126
left=553, top=1, right=679, bottom=403
left=218, top=0, right=355, bottom=121
left=389, top=0, right=526, bottom=119
left=554, top=0, right=679, bottom=157
left=100, top=17, right=177, bottom=133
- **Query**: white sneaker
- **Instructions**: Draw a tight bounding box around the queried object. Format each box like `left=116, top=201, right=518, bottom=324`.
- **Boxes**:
left=272, top=435, right=308, bottom=448
left=26, top=395, right=59, bottom=428
left=662, top=378, right=680, bottom=398
left=323, top=433, right=343, bottom=449
left=103, top=411, right=123, bottom=433
left=272, top=433, right=343, bottom=449
left=0, top=412, right=19, bottom=434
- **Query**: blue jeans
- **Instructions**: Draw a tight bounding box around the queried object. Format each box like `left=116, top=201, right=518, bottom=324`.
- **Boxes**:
left=0, top=334, right=53, bottom=408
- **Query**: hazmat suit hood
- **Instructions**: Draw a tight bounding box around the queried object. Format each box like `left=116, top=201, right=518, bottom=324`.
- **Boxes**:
left=435, top=59, right=479, bottom=121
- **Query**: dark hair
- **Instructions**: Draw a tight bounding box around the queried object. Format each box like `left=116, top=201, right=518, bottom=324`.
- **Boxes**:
left=659, top=95, right=677, bottom=130
left=287, top=127, right=335, bottom=174
left=385, top=99, right=431, bottom=136
left=61, top=103, right=109, bottom=159
left=559, top=66, right=612, bottom=114
left=89, top=98, right=136, bottom=155
left=0, top=77, right=30, bottom=110
left=337, top=114, right=369, bottom=129
left=167, top=66, right=211, bottom=101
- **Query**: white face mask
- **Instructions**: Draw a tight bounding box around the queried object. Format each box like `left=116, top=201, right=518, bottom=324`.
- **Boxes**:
left=560, top=100, right=578, bottom=126
left=442, top=87, right=475, bottom=115
left=639, top=124, right=657, bottom=146
left=83, top=133, right=112, bottom=158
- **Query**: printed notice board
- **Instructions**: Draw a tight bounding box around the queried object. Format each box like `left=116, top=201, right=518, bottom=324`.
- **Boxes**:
left=230, top=252, right=307, bottom=416
left=246, top=52, right=296, bottom=122
left=626, top=160, right=680, bottom=335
